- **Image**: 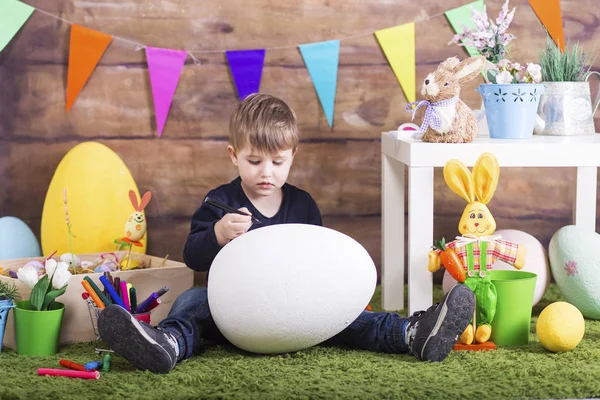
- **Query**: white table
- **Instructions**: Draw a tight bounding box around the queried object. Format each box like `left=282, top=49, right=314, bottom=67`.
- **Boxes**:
left=381, top=131, right=600, bottom=314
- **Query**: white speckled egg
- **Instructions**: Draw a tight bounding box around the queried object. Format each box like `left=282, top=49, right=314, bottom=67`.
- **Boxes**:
left=0, top=217, right=41, bottom=260
left=549, top=225, right=600, bottom=319
left=443, top=229, right=550, bottom=305
left=208, top=224, right=377, bottom=354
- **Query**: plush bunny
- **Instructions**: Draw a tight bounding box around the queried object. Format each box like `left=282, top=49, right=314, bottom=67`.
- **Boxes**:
left=405, top=56, right=486, bottom=143
left=428, top=152, right=526, bottom=345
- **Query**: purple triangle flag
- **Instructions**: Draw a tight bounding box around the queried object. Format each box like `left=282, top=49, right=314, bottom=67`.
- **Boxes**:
left=226, top=49, right=266, bottom=100
left=145, top=47, right=188, bottom=137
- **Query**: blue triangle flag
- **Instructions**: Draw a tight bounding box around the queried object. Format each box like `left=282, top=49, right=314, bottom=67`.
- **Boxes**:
left=298, top=40, right=340, bottom=128
left=226, top=49, right=266, bottom=101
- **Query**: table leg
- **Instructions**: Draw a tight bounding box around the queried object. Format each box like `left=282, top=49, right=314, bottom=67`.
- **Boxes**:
left=408, top=167, right=434, bottom=315
left=573, top=166, right=598, bottom=231
left=381, top=154, right=405, bottom=311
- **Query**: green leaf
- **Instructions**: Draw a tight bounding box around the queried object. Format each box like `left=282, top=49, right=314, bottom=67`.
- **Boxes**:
left=487, top=69, right=499, bottom=84
left=29, top=275, right=50, bottom=311
left=41, top=286, right=67, bottom=311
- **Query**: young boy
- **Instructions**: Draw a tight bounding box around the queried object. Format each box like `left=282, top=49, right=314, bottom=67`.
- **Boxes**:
left=98, top=94, right=475, bottom=374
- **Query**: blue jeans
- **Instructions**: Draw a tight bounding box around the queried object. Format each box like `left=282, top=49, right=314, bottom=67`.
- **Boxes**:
left=159, top=287, right=409, bottom=360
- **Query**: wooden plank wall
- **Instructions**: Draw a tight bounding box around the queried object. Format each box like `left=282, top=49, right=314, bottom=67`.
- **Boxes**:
left=1, top=0, right=599, bottom=284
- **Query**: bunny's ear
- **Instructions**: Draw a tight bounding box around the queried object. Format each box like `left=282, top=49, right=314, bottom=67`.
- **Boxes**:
left=443, top=159, right=475, bottom=203
left=129, top=190, right=139, bottom=211
left=138, top=191, right=152, bottom=211
left=454, top=56, right=486, bottom=85
left=472, top=152, right=500, bottom=204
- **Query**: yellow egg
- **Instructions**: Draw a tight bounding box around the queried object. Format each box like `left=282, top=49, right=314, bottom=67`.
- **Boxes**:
left=41, top=142, right=147, bottom=255
left=536, top=301, right=585, bottom=352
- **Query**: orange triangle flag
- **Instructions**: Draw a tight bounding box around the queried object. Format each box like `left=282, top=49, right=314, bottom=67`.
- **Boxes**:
left=528, top=0, right=565, bottom=51
left=66, top=24, right=112, bottom=112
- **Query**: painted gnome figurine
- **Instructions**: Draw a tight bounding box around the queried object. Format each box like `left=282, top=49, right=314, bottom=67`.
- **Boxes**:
left=405, top=55, right=485, bottom=143
left=428, top=152, right=526, bottom=345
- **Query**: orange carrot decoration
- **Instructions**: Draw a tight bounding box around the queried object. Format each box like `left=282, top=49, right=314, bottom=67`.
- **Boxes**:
left=434, top=238, right=466, bottom=283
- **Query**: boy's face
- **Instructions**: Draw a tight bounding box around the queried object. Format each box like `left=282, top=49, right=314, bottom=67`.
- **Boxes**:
left=228, top=145, right=296, bottom=198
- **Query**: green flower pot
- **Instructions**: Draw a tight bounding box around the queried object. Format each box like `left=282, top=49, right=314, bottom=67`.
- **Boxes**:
left=14, top=300, right=65, bottom=356
left=490, top=270, right=537, bottom=346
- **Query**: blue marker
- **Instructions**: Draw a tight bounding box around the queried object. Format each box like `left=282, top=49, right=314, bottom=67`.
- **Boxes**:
left=84, top=360, right=103, bottom=371
left=99, top=276, right=127, bottom=309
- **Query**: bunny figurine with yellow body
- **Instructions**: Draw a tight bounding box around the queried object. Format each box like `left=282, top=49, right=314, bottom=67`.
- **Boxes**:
left=118, top=190, right=152, bottom=247
left=428, top=153, right=526, bottom=345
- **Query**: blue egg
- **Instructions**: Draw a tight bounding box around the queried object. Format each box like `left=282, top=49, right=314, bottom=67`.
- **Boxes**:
left=0, top=217, right=42, bottom=260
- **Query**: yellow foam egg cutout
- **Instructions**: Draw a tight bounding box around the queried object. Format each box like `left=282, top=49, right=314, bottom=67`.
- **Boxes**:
left=536, top=301, right=585, bottom=352
left=41, top=142, right=147, bottom=255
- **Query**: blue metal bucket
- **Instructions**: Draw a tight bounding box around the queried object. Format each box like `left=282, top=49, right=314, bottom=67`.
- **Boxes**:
left=0, top=299, right=15, bottom=352
left=477, top=83, right=545, bottom=139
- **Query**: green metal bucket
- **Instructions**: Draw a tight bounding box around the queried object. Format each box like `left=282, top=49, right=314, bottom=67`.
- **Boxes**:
left=490, top=270, right=537, bottom=346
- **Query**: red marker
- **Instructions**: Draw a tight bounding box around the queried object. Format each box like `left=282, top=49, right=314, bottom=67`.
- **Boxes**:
left=38, top=368, right=100, bottom=379
left=59, top=359, right=86, bottom=371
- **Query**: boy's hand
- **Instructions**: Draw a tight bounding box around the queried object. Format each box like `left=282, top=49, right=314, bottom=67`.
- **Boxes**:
left=214, top=207, right=253, bottom=246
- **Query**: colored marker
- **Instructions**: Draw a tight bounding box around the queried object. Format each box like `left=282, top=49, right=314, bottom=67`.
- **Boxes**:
left=83, top=276, right=112, bottom=306
left=129, top=287, right=137, bottom=313
left=156, top=286, right=169, bottom=298
left=114, top=277, right=121, bottom=297
left=38, top=368, right=100, bottom=380
left=99, top=276, right=126, bottom=309
left=145, top=298, right=161, bottom=312
left=59, top=359, right=86, bottom=371
left=84, top=360, right=103, bottom=370
left=102, top=354, right=111, bottom=373
left=81, top=280, right=105, bottom=309
left=136, top=292, right=159, bottom=314
left=120, top=281, right=130, bottom=312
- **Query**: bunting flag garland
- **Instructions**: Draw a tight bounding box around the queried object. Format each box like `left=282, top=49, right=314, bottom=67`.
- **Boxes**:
left=145, top=47, right=188, bottom=137
left=528, top=0, right=565, bottom=52
left=66, top=25, right=112, bottom=112
left=445, top=0, right=485, bottom=57
left=226, top=49, right=266, bottom=101
left=0, top=1, right=567, bottom=136
left=0, top=0, right=34, bottom=53
left=375, top=23, right=416, bottom=104
left=298, top=40, right=340, bottom=128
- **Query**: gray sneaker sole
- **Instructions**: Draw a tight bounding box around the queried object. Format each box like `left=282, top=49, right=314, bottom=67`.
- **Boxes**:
left=98, top=305, right=174, bottom=374
left=420, top=284, right=475, bottom=362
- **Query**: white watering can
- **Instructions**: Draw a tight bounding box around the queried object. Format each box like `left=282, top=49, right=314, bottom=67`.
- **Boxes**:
left=533, top=71, right=600, bottom=136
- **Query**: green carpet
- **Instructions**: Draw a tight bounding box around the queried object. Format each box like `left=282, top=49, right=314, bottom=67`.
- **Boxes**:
left=1, top=284, right=600, bottom=400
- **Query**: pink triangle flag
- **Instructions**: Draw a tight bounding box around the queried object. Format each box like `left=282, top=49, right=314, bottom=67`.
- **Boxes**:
left=145, top=47, right=188, bottom=137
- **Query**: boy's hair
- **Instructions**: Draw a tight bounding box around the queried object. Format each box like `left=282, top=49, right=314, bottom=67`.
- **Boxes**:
left=229, top=94, right=299, bottom=154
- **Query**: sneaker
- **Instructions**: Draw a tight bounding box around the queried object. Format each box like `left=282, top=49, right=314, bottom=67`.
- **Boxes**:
left=405, top=284, right=475, bottom=362
left=98, top=305, right=179, bottom=374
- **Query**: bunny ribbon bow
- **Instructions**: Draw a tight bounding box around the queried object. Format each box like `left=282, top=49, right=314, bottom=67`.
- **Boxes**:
left=405, top=96, right=459, bottom=133
left=453, top=233, right=503, bottom=248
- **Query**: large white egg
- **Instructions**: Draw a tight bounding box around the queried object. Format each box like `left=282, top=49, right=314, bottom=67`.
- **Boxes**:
left=442, top=229, right=550, bottom=305
left=207, top=224, right=377, bottom=354
left=0, top=216, right=41, bottom=260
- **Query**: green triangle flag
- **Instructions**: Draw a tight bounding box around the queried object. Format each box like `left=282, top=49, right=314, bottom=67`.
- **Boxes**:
left=445, top=0, right=485, bottom=57
left=0, top=0, right=34, bottom=53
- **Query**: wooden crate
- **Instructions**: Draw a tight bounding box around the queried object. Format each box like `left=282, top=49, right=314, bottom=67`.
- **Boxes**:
left=0, top=252, right=194, bottom=349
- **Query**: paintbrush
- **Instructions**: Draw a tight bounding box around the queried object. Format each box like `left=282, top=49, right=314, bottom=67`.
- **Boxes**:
left=204, top=197, right=262, bottom=225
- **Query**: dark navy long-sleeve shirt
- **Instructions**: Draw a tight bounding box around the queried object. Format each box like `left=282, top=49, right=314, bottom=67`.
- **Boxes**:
left=183, top=177, right=323, bottom=272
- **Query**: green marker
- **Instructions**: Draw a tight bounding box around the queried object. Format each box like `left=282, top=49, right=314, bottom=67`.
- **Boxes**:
left=102, top=353, right=111, bottom=373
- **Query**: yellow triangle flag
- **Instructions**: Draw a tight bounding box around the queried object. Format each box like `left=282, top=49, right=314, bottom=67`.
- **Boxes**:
left=375, top=23, right=415, bottom=103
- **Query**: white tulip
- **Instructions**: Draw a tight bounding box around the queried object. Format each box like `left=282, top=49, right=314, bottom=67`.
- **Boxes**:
left=56, top=261, right=69, bottom=271
left=17, top=265, right=39, bottom=289
left=45, top=259, right=58, bottom=277
left=51, top=267, right=71, bottom=290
